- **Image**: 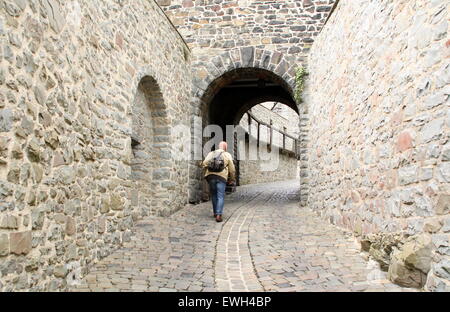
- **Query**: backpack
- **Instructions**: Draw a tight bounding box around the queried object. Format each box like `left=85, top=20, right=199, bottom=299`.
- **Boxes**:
left=207, top=151, right=225, bottom=172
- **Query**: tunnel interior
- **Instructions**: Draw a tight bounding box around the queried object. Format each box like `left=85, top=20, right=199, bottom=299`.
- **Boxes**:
left=204, top=68, right=298, bottom=134
left=201, top=68, right=299, bottom=186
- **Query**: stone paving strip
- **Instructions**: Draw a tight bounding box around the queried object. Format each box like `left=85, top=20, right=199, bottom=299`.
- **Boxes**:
left=215, top=192, right=268, bottom=292
left=70, top=180, right=419, bottom=292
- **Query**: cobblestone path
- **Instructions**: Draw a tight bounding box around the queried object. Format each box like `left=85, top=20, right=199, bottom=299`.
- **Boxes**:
left=71, top=180, right=418, bottom=292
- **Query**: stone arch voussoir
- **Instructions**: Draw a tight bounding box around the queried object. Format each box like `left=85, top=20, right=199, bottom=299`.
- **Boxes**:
left=192, top=47, right=299, bottom=105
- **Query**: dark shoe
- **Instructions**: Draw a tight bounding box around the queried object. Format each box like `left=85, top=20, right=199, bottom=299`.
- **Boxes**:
left=213, top=214, right=217, bottom=218
left=215, top=215, right=223, bottom=222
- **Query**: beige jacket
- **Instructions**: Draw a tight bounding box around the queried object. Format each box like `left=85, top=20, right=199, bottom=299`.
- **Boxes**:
left=201, top=149, right=236, bottom=182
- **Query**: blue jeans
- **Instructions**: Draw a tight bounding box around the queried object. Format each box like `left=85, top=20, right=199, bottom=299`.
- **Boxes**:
left=207, top=176, right=226, bottom=216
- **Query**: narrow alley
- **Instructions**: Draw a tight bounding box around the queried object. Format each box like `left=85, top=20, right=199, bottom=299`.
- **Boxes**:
left=71, top=181, right=417, bottom=292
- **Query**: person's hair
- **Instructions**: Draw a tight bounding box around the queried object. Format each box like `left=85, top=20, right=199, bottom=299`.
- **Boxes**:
left=219, top=141, right=228, bottom=151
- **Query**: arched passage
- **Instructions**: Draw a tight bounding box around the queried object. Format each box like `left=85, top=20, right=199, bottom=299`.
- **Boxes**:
left=204, top=67, right=298, bottom=130
left=203, top=68, right=299, bottom=186
left=131, top=76, right=171, bottom=217
left=189, top=48, right=302, bottom=203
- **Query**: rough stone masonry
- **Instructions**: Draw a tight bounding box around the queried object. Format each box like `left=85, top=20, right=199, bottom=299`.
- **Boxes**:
left=0, top=0, right=191, bottom=291
left=306, top=0, right=449, bottom=291
left=158, top=0, right=335, bottom=61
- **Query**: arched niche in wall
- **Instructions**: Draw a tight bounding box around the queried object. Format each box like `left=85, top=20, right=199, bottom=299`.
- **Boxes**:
left=131, top=76, right=170, bottom=217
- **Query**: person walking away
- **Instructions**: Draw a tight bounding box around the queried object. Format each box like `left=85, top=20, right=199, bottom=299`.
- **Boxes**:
left=201, top=141, right=236, bottom=222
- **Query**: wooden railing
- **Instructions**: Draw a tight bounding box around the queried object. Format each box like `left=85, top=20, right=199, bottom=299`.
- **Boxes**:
left=245, top=112, right=300, bottom=159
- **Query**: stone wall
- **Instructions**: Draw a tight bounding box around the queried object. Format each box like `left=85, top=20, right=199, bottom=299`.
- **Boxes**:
left=238, top=102, right=300, bottom=185
left=0, top=0, right=191, bottom=291
left=158, top=0, right=336, bottom=63
left=306, top=0, right=449, bottom=291
left=239, top=143, right=299, bottom=185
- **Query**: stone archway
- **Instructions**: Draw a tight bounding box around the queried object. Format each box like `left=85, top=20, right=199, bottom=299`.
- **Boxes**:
left=204, top=67, right=298, bottom=129
left=131, top=76, right=172, bottom=217
left=191, top=47, right=298, bottom=105
left=188, top=48, right=306, bottom=204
